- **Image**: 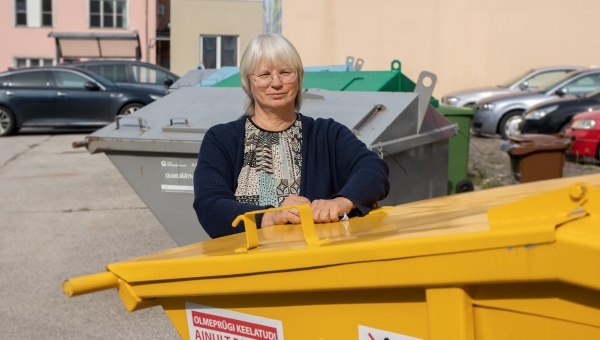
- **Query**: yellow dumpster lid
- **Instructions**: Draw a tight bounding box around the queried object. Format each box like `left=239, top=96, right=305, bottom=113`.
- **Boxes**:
left=105, top=173, right=600, bottom=289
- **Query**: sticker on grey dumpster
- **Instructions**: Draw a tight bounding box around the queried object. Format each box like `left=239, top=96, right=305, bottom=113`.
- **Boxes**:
left=185, top=302, right=284, bottom=340
left=358, top=325, right=421, bottom=340
left=160, top=158, right=196, bottom=194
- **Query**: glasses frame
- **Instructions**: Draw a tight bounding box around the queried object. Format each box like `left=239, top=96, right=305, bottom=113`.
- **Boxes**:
left=250, top=68, right=298, bottom=87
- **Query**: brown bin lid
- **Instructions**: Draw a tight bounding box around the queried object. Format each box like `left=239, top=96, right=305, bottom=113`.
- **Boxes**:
left=507, top=134, right=572, bottom=156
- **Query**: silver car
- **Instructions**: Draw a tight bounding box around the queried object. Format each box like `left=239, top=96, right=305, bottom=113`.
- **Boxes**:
left=471, top=69, right=600, bottom=139
left=442, top=66, right=581, bottom=108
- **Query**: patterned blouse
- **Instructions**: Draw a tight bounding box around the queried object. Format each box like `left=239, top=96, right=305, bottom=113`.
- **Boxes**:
left=234, top=115, right=302, bottom=207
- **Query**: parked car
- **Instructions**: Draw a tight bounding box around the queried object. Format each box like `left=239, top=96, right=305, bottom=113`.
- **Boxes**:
left=0, top=66, right=164, bottom=137
left=564, top=110, right=600, bottom=162
left=64, top=60, right=179, bottom=92
left=472, top=69, right=600, bottom=139
left=441, top=66, right=581, bottom=108
left=520, top=89, right=600, bottom=134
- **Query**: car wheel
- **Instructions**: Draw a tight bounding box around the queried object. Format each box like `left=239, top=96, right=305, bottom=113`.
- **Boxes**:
left=0, top=106, right=16, bottom=137
left=119, top=103, right=144, bottom=116
left=499, top=110, right=524, bottom=140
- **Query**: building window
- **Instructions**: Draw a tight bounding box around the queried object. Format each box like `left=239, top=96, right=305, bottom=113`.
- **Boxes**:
left=14, top=58, right=55, bottom=69
left=200, top=35, right=238, bottom=69
left=90, top=0, right=127, bottom=28
left=42, top=0, right=53, bottom=27
left=15, top=0, right=27, bottom=26
left=158, top=4, right=164, bottom=16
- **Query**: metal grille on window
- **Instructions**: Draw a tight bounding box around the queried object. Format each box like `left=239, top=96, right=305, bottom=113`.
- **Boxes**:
left=42, top=0, right=52, bottom=27
left=16, top=0, right=27, bottom=26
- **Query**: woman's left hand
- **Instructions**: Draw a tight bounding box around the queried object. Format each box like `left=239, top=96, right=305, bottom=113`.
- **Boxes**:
left=310, top=197, right=355, bottom=223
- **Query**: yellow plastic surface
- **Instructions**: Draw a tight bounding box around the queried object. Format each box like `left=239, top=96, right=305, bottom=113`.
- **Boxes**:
left=63, top=173, right=600, bottom=339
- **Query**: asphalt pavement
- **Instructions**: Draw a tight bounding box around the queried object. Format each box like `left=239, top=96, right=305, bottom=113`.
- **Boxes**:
left=0, top=132, right=180, bottom=339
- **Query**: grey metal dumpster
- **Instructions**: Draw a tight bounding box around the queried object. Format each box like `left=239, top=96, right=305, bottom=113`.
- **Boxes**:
left=78, top=76, right=456, bottom=246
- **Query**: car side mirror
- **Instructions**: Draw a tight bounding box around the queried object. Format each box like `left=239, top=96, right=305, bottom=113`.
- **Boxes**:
left=555, top=87, right=567, bottom=96
left=84, top=81, right=100, bottom=91
left=164, top=77, right=174, bottom=86
left=519, top=81, right=529, bottom=91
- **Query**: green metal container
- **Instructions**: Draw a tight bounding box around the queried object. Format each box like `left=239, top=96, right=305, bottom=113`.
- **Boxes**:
left=213, top=60, right=476, bottom=194
left=437, top=105, right=476, bottom=194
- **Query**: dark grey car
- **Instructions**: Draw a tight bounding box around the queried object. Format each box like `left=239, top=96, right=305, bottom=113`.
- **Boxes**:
left=64, top=60, right=179, bottom=92
left=0, top=67, right=164, bottom=136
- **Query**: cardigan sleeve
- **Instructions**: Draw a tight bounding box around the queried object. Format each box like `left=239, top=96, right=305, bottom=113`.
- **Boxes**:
left=331, top=123, right=390, bottom=215
left=193, top=126, right=272, bottom=238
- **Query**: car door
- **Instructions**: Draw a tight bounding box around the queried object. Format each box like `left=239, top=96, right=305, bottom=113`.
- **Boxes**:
left=131, top=64, right=170, bottom=91
left=51, top=70, right=113, bottom=126
left=3, top=70, right=56, bottom=126
left=522, top=70, right=572, bottom=90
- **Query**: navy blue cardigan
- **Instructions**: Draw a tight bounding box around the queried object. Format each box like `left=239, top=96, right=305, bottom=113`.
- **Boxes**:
left=193, top=114, right=390, bottom=238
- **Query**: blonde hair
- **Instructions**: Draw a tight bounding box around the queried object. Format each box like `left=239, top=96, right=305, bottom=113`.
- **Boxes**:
left=240, top=34, right=304, bottom=116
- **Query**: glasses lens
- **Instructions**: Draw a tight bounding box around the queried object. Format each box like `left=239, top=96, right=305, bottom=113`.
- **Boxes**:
left=280, top=69, right=297, bottom=84
left=253, top=68, right=296, bottom=86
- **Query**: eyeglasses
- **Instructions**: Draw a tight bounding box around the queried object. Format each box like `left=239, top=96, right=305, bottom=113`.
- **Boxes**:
left=250, top=68, right=297, bottom=87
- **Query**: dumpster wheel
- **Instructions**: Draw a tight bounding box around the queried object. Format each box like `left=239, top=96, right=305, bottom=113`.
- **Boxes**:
left=456, top=179, right=475, bottom=193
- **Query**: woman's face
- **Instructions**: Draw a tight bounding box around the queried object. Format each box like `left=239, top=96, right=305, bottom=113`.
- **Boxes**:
left=250, top=59, right=298, bottom=114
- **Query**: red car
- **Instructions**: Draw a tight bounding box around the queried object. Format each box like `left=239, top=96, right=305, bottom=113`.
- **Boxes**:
left=564, top=110, right=600, bottom=162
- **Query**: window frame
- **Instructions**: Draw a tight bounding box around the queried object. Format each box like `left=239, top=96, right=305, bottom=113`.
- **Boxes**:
left=41, top=0, right=54, bottom=27
left=13, top=57, right=55, bottom=69
left=131, top=63, right=170, bottom=84
left=8, top=70, right=52, bottom=88
left=199, top=35, right=240, bottom=69
left=15, top=0, right=27, bottom=26
left=50, top=69, right=107, bottom=91
left=88, top=0, right=129, bottom=29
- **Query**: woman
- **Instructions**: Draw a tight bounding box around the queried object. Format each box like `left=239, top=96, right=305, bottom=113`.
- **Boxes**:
left=193, top=33, right=389, bottom=238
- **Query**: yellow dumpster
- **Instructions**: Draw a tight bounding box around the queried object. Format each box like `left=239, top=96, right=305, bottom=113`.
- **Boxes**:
left=64, top=174, right=600, bottom=340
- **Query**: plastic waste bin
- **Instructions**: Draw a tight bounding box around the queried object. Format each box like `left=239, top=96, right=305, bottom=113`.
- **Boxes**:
left=440, top=105, right=477, bottom=194
left=63, top=174, right=600, bottom=339
left=500, top=134, right=572, bottom=183
left=75, top=73, right=456, bottom=246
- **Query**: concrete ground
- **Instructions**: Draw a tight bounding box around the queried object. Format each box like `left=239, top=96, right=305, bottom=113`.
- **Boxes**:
left=0, top=131, right=179, bottom=340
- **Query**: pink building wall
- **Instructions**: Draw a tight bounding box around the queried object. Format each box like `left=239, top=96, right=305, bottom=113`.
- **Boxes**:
left=0, top=0, right=157, bottom=72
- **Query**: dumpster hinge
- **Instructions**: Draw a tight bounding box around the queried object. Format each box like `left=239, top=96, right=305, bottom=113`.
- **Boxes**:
left=487, top=183, right=600, bottom=227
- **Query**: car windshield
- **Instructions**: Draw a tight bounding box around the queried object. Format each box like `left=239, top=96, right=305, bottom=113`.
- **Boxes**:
left=536, top=71, right=580, bottom=93
left=497, top=69, right=533, bottom=88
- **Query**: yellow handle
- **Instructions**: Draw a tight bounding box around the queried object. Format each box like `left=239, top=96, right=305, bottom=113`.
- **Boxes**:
left=63, top=272, right=119, bottom=297
left=232, top=204, right=329, bottom=252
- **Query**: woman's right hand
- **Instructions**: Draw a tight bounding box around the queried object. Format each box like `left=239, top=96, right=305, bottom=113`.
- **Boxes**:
left=261, top=194, right=311, bottom=227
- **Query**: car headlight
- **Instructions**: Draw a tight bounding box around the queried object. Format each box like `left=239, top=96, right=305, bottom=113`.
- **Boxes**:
left=479, top=103, right=495, bottom=111
left=571, top=119, right=596, bottom=130
left=149, top=94, right=163, bottom=101
left=445, top=97, right=459, bottom=104
left=524, top=105, right=558, bottom=120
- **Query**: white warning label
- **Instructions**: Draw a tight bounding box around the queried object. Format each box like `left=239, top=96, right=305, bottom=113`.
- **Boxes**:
left=186, top=302, right=284, bottom=340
